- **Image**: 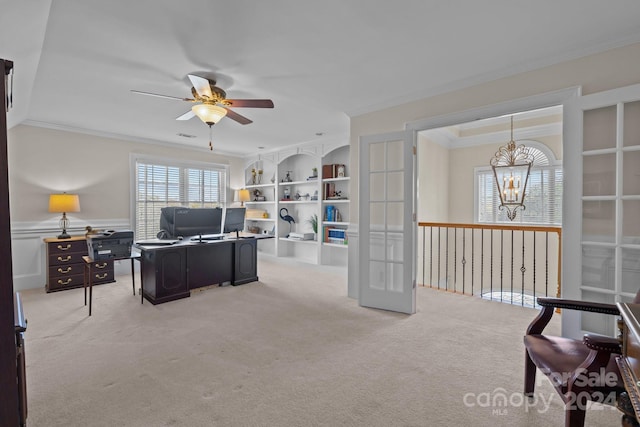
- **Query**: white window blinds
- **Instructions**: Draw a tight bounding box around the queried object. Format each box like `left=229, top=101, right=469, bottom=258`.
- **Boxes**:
left=134, top=158, right=227, bottom=240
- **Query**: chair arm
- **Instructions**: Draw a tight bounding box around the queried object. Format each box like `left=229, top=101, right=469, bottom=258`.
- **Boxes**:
left=526, top=298, right=619, bottom=336
left=537, top=297, right=620, bottom=316
left=583, top=333, right=622, bottom=354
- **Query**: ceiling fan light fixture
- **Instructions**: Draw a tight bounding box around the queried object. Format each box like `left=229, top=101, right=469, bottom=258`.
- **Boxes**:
left=192, top=104, right=227, bottom=125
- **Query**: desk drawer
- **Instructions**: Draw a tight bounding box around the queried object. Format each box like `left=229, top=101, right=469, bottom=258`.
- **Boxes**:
left=48, top=239, right=87, bottom=255
left=90, top=268, right=114, bottom=284
left=89, top=260, right=113, bottom=271
left=89, top=259, right=114, bottom=284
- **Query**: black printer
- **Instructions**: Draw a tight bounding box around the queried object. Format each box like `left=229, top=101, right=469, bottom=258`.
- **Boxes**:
left=87, top=230, right=134, bottom=260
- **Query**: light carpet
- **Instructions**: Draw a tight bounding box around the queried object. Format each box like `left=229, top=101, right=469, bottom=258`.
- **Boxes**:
left=19, top=255, right=620, bottom=426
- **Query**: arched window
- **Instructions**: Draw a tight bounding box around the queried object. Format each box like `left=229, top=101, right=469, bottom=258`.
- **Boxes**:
left=476, top=141, right=562, bottom=224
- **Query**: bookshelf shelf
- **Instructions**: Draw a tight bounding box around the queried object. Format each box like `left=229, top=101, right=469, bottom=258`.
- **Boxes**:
left=245, top=142, right=349, bottom=266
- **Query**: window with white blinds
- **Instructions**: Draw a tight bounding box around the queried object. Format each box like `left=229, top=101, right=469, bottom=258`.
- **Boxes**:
left=134, top=158, right=228, bottom=240
left=476, top=146, right=562, bottom=225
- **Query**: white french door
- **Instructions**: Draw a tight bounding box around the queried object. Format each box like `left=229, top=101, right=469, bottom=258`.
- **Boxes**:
left=563, top=82, right=640, bottom=338
left=358, top=131, right=416, bottom=314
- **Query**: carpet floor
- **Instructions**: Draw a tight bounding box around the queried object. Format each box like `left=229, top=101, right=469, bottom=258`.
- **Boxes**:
left=19, top=255, right=620, bottom=426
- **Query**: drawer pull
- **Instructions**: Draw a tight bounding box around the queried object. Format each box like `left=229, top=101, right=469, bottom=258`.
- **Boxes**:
left=94, top=273, right=108, bottom=280
left=57, top=278, right=72, bottom=286
left=57, top=255, right=72, bottom=262
left=95, top=262, right=108, bottom=269
left=56, top=244, right=72, bottom=251
left=57, top=267, right=72, bottom=274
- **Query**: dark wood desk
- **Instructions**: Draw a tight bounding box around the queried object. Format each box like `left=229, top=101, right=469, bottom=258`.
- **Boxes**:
left=136, top=236, right=260, bottom=305
left=616, top=303, right=640, bottom=424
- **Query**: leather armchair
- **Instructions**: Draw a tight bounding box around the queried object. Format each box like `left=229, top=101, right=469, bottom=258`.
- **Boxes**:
left=523, top=297, right=628, bottom=427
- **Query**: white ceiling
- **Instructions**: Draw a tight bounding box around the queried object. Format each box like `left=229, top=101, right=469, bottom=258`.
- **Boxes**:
left=3, top=1, right=640, bottom=157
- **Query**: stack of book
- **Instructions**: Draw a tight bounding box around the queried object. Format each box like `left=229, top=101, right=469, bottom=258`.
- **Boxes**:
left=324, top=228, right=347, bottom=244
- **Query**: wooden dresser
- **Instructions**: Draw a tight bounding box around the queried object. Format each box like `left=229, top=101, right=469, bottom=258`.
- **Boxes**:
left=44, top=236, right=114, bottom=292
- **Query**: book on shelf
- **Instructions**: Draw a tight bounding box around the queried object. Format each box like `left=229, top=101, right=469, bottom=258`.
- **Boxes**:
left=322, top=164, right=334, bottom=179
left=324, top=205, right=342, bottom=222
left=323, top=182, right=335, bottom=199
left=324, top=227, right=346, bottom=244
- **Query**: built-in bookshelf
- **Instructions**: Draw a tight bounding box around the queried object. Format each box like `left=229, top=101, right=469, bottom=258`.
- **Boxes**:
left=243, top=141, right=349, bottom=266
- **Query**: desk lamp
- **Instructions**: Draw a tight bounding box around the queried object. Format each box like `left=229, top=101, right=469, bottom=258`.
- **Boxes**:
left=49, top=193, right=80, bottom=239
left=238, top=189, right=250, bottom=207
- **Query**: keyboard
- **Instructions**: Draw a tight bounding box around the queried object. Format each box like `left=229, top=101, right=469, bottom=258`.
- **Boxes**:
left=190, top=234, right=224, bottom=241
left=136, top=239, right=178, bottom=246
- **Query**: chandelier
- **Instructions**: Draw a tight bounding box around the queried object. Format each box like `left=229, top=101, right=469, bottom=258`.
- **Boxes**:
left=490, top=116, right=534, bottom=221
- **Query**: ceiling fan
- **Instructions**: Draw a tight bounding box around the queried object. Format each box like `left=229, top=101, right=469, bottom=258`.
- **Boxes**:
left=131, top=74, right=274, bottom=148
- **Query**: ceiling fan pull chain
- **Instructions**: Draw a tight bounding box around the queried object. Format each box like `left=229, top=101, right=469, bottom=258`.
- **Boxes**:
left=209, top=124, right=213, bottom=151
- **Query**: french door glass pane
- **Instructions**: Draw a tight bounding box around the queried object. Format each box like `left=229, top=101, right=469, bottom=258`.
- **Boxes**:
left=387, top=172, right=404, bottom=200
left=623, top=200, right=640, bottom=244
left=369, top=142, right=385, bottom=171
left=583, top=106, right=616, bottom=151
left=369, top=173, right=385, bottom=201
left=624, top=100, right=640, bottom=147
left=388, top=262, right=403, bottom=292
left=386, top=201, right=404, bottom=228
left=581, top=290, right=615, bottom=336
left=370, top=202, right=385, bottom=229
left=582, top=200, right=615, bottom=242
left=369, top=260, right=386, bottom=290
left=386, top=140, right=404, bottom=170
left=581, top=245, right=615, bottom=289
left=387, top=231, right=403, bottom=262
left=583, top=154, right=616, bottom=196
left=623, top=150, right=640, bottom=195
left=621, top=247, right=640, bottom=294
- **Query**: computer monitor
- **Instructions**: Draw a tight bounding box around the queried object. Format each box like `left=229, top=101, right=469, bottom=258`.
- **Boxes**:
left=172, top=207, right=223, bottom=240
left=223, top=207, right=246, bottom=239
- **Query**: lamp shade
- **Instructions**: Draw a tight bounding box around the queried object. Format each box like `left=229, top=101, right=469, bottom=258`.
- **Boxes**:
left=192, top=104, right=227, bottom=125
left=238, top=189, right=250, bottom=203
left=48, top=193, right=80, bottom=213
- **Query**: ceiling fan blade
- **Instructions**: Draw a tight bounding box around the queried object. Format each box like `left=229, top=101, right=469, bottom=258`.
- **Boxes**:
left=224, top=107, right=253, bottom=125
left=131, top=90, right=193, bottom=102
left=225, top=99, right=274, bottom=108
left=176, top=110, right=195, bottom=121
left=188, top=74, right=213, bottom=100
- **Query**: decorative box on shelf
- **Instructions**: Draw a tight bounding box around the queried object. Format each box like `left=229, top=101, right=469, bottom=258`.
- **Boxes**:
left=288, top=232, right=315, bottom=241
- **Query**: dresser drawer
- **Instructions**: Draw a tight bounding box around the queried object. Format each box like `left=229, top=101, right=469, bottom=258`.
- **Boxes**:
left=48, top=252, right=85, bottom=267
left=48, top=239, right=87, bottom=255
left=49, top=264, right=84, bottom=279
left=48, top=273, right=85, bottom=291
